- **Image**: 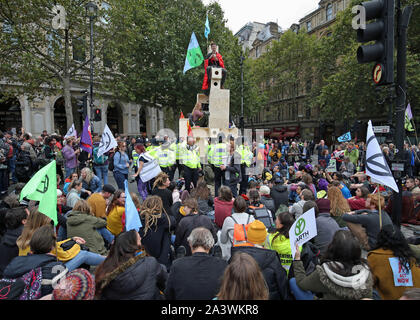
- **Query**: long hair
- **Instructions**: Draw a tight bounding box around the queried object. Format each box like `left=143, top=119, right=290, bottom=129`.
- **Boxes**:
left=153, top=172, right=169, bottom=190
left=94, top=230, right=140, bottom=298
left=193, top=181, right=210, bottom=200
left=321, top=230, right=368, bottom=276
left=374, top=224, right=417, bottom=273
left=328, top=186, right=351, bottom=216
left=16, top=206, right=52, bottom=251
left=106, top=190, right=124, bottom=215
left=217, top=252, right=269, bottom=300
left=81, top=167, right=94, bottom=184
left=271, top=211, right=295, bottom=246
left=140, top=196, right=164, bottom=235
left=68, top=179, right=82, bottom=193
left=219, top=185, right=233, bottom=202
left=73, top=199, right=92, bottom=215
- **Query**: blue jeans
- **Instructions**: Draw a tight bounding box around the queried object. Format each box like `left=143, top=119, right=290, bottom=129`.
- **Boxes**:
left=64, top=166, right=76, bottom=180
left=65, top=250, right=106, bottom=272
left=98, top=227, right=114, bottom=246
left=289, top=278, right=314, bottom=300
left=94, top=164, right=109, bottom=186
left=8, top=155, right=17, bottom=183
left=113, top=171, right=127, bottom=190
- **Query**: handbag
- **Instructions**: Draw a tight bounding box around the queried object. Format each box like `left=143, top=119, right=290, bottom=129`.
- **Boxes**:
left=140, top=153, right=161, bottom=182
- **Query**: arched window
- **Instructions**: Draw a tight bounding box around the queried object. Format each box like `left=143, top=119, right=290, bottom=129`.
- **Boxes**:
left=326, top=3, right=333, bottom=21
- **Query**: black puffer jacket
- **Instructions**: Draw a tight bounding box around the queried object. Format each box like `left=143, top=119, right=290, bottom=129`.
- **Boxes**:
left=230, top=245, right=291, bottom=300
left=270, top=184, right=289, bottom=213
left=3, top=253, right=66, bottom=297
left=0, top=225, right=23, bottom=278
left=98, top=254, right=168, bottom=300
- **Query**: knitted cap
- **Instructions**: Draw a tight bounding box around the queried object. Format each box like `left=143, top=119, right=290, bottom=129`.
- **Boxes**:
left=52, top=268, right=95, bottom=300
left=247, top=220, right=267, bottom=244
left=316, top=198, right=331, bottom=213
left=259, top=185, right=270, bottom=195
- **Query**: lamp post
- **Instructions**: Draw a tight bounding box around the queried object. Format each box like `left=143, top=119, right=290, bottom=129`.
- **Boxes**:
left=85, top=1, right=98, bottom=122
left=240, top=54, right=245, bottom=136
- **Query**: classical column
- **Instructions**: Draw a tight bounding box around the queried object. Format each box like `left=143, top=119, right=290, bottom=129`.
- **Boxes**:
left=44, top=96, right=53, bottom=133
left=19, top=95, right=32, bottom=134
left=158, top=108, right=164, bottom=130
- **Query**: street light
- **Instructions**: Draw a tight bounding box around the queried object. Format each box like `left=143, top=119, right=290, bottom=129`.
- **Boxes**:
left=240, top=53, right=245, bottom=136
left=85, top=1, right=98, bottom=122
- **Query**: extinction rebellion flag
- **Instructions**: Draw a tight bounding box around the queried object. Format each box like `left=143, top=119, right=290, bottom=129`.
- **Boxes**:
left=183, top=32, right=204, bottom=74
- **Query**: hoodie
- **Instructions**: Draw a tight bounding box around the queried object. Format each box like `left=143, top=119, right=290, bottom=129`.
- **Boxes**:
left=214, top=197, right=234, bottom=229
left=270, top=184, right=289, bottom=213
left=0, top=225, right=23, bottom=277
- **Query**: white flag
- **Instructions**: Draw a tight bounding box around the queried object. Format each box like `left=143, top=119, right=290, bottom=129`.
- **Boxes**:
left=366, top=120, right=399, bottom=193
left=97, top=124, right=117, bottom=158
left=64, top=124, right=77, bottom=139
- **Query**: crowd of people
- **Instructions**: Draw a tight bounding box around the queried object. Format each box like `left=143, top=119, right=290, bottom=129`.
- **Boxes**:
left=0, top=127, right=420, bottom=301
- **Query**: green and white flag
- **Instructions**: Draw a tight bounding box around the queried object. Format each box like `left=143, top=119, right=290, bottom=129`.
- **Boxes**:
left=20, top=160, right=58, bottom=225
left=183, top=32, right=204, bottom=74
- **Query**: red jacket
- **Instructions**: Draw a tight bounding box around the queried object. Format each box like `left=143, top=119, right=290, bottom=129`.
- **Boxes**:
left=202, top=52, right=225, bottom=90
left=214, top=197, right=234, bottom=229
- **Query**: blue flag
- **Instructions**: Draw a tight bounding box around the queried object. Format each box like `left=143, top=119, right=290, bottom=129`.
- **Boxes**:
left=337, top=131, right=351, bottom=142
left=183, top=32, right=204, bottom=74
left=205, top=15, right=210, bottom=39
left=124, top=180, right=142, bottom=232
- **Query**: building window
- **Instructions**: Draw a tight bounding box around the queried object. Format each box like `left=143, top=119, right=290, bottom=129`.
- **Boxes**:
left=256, top=46, right=260, bottom=58
left=306, top=107, right=311, bottom=119
left=306, top=79, right=312, bottom=93
left=326, top=3, right=333, bottom=21
left=306, top=21, right=312, bottom=32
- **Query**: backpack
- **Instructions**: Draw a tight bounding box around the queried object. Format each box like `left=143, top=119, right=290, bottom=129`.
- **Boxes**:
left=288, top=242, right=321, bottom=280
left=230, top=215, right=252, bottom=247
left=248, top=204, right=275, bottom=231
left=6, top=144, right=13, bottom=159
left=0, top=267, right=43, bottom=300
left=108, top=151, right=118, bottom=171
left=93, top=146, right=108, bottom=165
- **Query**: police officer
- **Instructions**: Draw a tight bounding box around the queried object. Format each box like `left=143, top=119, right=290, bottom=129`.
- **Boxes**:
left=182, top=136, right=201, bottom=193
left=236, top=137, right=253, bottom=195
left=156, top=140, right=176, bottom=181
left=212, top=133, right=229, bottom=197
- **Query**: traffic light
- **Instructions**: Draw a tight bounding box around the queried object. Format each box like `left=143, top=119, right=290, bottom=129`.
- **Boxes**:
left=77, top=92, right=88, bottom=119
left=356, top=0, right=394, bottom=85
left=93, top=107, right=101, bottom=121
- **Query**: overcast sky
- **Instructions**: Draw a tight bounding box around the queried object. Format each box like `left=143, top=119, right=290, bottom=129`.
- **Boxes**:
left=202, top=0, right=320, bottom=34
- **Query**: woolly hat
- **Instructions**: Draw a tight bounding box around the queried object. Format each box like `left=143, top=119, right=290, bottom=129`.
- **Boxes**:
left=52, top=268, right=95, bottom=300
left=247, top=220, right=267, bottom=244
left=316, top=198, right=331, bottom=213
left=259, top=185, right=270, bottom=195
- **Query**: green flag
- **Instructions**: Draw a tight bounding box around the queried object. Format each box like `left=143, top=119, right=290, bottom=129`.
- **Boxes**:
left=183, top=32, right=204, bottom=74
left=20, top=160, right=57, bottom=225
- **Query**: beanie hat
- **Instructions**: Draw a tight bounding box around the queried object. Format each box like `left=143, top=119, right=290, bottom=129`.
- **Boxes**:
left=259, top=185, right=270, bottom=195
left=102, top=184, right=116, bottom=194
left=247, top=220, right=267, bottom=244
left=52, top=268, right=95, bottom=300
left=316, top=198, right=331, bottom=213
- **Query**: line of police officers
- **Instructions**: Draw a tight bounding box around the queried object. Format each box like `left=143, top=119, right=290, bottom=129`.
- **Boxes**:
left=131, top=133, right=254, bottom=197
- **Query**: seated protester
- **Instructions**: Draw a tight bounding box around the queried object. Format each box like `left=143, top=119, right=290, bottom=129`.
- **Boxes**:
left=106, top=190, right=126, bottom=237
left=63, top=172, right=79, bottom=195
left=385, top=191, right=418, bottom=225
left=219, top=196, right=255, bottom=261
left=271, top=177, right=289, bottom=213
left=399, top=288, right=420, bottom=300
left=288, top=181, right=306, bottom=203
left=368, top=224, right=420, bottom=300
left=290, top=188, right=314, bottom=219
left=340, top=156, right=355, bottom=179
left=328, top=186, right=351, bottom=228
left=3, top=225, right=67, bottom=298
left=80, top=167, right=102, bottom=194
left=214, top=186, right=234, bottom=229
left=151, top=172, right=174, bottom=218
left=165, top=227, right=228, bottom=300
left=290, top=230, right=373, bottom=300
left=331, top=173, right=352, bottom=199
left=138, top=196, right=175, bottom=270
left=0, top=207, right=28, bottom=277
left=66, top=179, right=83, bottom=208
left=66, top=200, right=111, bottom=256
left=259, top=185, right=276, bottom=218
left=16, top=207, right=106, bottom=272
left=342, top=193, right=394, bottom=251
left=94, top=230, right=168, bottom=300
left=265, top=209, right=300, bottom=275
left=87, top=184, right=116, bottom=219
left=216, top=251, right=270, bottom=300
left=190, top=181, right=214, bottom=221
left=246, top=188, right=272, bottom=218
left=230, top=220, right=291, bottom=300
left=168, top=181, right=180, bottom=204
left=347, top=186, right=369, bottom=211
left=302, top=173, right=317, bottom=200
left=175, top=197, right=218, bottom=257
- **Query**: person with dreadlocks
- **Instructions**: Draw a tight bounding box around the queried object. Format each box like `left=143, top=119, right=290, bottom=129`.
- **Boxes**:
left=138, top=196, right=176, bottom=270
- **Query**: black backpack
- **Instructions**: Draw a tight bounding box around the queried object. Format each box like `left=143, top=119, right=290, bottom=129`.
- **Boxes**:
left=248, top=204, right=275, bottom=232
left=108, top=151, right=118, bottom=172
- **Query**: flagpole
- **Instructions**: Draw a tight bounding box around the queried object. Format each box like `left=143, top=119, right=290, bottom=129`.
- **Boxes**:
left=377, top=183, right=382, bottom=230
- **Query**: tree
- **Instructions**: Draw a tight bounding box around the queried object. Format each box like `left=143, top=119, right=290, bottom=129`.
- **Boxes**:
left=0, top=0, right=110, bottom=129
